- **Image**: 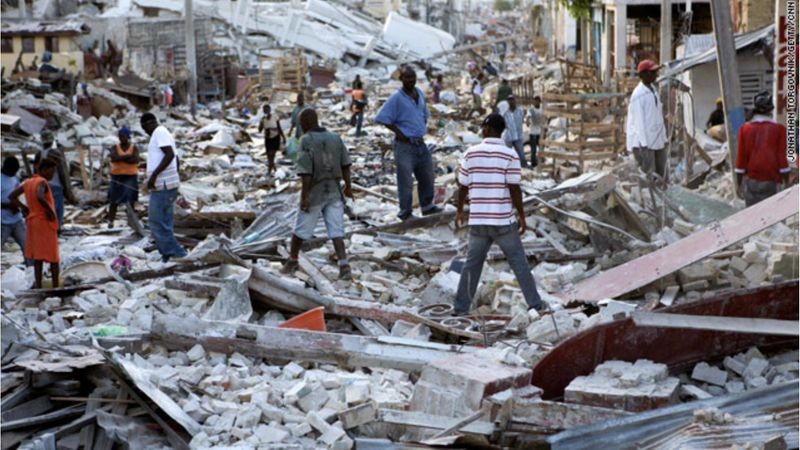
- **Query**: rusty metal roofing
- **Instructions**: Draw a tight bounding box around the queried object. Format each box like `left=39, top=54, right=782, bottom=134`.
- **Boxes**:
left=547, top=381, right=799, bottom=450
left=0, top=21, right=89, bottom=37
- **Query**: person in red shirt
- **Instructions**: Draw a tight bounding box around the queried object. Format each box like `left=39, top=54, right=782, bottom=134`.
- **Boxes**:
left=735, top=91, right=790, bottom=206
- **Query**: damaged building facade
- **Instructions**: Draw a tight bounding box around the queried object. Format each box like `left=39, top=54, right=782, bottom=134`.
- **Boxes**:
left=0, top=0, right=797, bottom=448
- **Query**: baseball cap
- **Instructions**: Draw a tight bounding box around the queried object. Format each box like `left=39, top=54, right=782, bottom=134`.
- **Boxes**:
left=482, top=113, right=506, bottom=133
left=637, top=59, right=661, bottom=73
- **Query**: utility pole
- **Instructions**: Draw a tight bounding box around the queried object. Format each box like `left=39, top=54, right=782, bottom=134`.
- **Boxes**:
left=659, top=0, right=671, bottom=64
left=184, top=0, right=198, bottom=116
left=19, top=0, right=27, bottom=18
left=710, top=0, right=744, bottom=185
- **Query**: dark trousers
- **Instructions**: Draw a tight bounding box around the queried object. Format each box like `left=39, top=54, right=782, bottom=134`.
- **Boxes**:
left=529, top=134, right=540, bottom=167
left=394, top=140, right=436, bottom=219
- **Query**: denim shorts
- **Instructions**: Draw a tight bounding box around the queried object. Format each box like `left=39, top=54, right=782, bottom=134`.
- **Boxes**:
left=294, top=199, right=345, bottom=240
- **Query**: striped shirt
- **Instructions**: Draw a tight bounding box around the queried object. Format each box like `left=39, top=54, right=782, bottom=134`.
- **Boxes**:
left=458, top=138, right=522, bottom=226
left=146, top=126, right=180, bottom=191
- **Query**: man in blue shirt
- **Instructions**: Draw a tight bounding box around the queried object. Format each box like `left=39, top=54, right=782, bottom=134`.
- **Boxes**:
left=375, top=65, right=443, bottom=220
left=1, top=156, right=29, bottom=264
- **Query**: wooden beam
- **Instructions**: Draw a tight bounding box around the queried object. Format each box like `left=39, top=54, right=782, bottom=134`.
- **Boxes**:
left=379, top=409, right=494, bottom=435
left=560, top=186, right=799, bottom=302
left=631, top=312, right=798, bottom=336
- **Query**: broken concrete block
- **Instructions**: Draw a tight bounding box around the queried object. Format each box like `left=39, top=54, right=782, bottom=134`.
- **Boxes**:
left=345, top=381, right=370, bottom=405
left=745, top=376, right=768, bottom=390
left=229, top=352, right=253, bottom=368
left=410, top=352, right=532, bottom=416
left=339, top=401, right=377, bottom=429
left=725, top=380, right=745, bottom=394
left=723, top=356, right=746, bottom=376
left=678, top=262, right=717, bottom=285
left=319, top=423, right=346, bottom=446
left=743, top=358, right=769, bottom=380
left=691, top=362, right=727, bottom=386
left=680, top=384, right=712, bottom=400
left=742, top=242, right=763, bottom=263
left=187, top=344, right=206, bottom=362
left=743, top=263, right=767, bottom=284
left=599, top=299, right=637, bottom=321
left=768, top=252, right=799, bottom=279
left=729, top=256, right=749, bottom=274
left=253, top=424, right=289, bottom=443
left=307, top=411, right=334, bottom=434
left=420, top=270, right=460, bottom=306
left=526, top=310, right=577, bottom=343
left=298, top=386, right=330, bottom=413
left=743, top=347, right=766, bottom=363
left=284, top=381, right=311, bottom=404
left=42, top=297, right=61, bottom=311
left=283, top=362, right=305, bottom=379
left=234, top=405, right=261, bottom=429
left=290, top=421, right=312, bottom=437
left=331, top=435, right=354, bottom=450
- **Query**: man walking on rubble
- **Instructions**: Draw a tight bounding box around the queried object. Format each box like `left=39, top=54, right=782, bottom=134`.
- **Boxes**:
left=140, top=113, right=187, bottom=262
left=496, top=79, right=512, bottom=106
left=453, top=113, right=545, bottom=316
left=626, top=59, right=668, bottom=184
left=735, top=91, right=790, bottom=206
left=282, top=108, right=354, bottom=280
left=528, top=96, right=543, bottom=168
left=375, top=65, right=443, bottom=220
left=503, top=95, right=526, bottom=168
left=1, top=156, right=29, bottom=264
left=288, top=92, right=309, bottom=140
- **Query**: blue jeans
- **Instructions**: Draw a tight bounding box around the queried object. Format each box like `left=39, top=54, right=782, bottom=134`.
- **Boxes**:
left=355, top=111, right=364, bottom=137
left=454, top=224, right=542, bottom=314
left=293, top=199, right=345, bottom=240
left=1, top=221, right=31, bottom=266
left=394, top=140, right=436, bottom=219
left=148, top=189, right=187, bottom=261
left=50, top=184, right=64, bottom=229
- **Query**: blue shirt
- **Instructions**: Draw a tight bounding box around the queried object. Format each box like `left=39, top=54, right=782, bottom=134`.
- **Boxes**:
left=1, top=174, right=22, bottom=224
left=375, top=87, right=429, bottom=139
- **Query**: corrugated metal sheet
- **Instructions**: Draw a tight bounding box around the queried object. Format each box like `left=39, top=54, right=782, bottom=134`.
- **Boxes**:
left=0, top=20, right=89, bottom=36
left=548, top=381, right=799, bottom=450
left=660, top=25, right=774, bottom=79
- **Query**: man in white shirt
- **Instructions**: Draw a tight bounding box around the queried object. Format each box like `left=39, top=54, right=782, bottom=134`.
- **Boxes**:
left=626, top=59, right=668, bottom=183
left=528, top=96, right=543, bottom=168
left=502, top=95, right=526, bottom=167
left=454, top=113, right=545, bottom=316
left=140, top=113, right=186, bottom=262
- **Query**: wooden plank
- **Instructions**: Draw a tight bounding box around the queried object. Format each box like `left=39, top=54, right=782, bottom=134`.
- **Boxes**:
left=1, top=396, right=53, bottom=422
left=78, top=146, right=90, bottom=190
left=152, top=314, right=478, bottom=373
left=1, top=404, right=85, bottom=431
left=560, top=186, right=799, bottom=302
left=631, top=312, right=798, bottom=336
left=379, top=409, right=494, bottom=435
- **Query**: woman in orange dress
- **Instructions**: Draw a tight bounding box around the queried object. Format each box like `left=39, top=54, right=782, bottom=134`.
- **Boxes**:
left=9, top=157, right=60, bottom=289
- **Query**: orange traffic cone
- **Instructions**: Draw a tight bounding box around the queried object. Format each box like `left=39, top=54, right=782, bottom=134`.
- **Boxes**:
left=278, top=306, right=327, bottom=332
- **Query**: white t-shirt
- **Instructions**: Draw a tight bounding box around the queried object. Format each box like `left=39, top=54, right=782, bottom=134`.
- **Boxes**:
left=146, top=125, right=180, bottom=190
left=625, top=82, right=667, bottom=151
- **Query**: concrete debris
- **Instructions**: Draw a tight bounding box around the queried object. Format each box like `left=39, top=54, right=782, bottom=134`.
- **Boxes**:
left=2, top=0, right=798, bottom=447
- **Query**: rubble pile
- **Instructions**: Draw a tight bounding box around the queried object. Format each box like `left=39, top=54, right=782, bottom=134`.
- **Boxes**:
left=1, top=0, right=798, bottom=447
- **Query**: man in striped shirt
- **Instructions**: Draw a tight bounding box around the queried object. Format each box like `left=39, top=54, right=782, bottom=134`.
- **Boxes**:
left=454, top=113, right=544, bottom=315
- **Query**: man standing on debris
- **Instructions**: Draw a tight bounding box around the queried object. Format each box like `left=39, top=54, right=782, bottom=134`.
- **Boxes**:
left=37, top=130, right=76, bottom=234
left=350, top=81, right=368, bottom=138
left=454, top=113, right=544, bottom=315
left=1, top=156, right=28, bottom=261
left=496, top=79, right=512, bottom=106
left=626, top=59, right=668, bottom=183
left=528, top=95, right=543, bottom=168
left=288, top=92, right=309, bottom=140
left=107, top=127, right=139, bottom=229
left=9, top=156, right=60, bottom=289
left=259, top=104, right=286, bottom=175
left=503, top=95, right=526, bottom=168
left=140, top=113, right=187, bottom=262
left=470, top=78, right=484, bottom=117
left=735, top=91, right=790, bottom=206
left=282, top=108, right=354, bottom=280
left=375, top=65, right=443, bottom=220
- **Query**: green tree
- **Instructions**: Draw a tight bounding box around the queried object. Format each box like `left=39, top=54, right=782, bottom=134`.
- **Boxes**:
left=559, top=0, right=592, bottom=19
left=494, top=0, right=512, bottom=12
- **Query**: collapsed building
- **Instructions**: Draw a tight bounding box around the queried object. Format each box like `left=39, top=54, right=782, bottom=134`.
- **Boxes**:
left=0, top=0, right=798, bottom=448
